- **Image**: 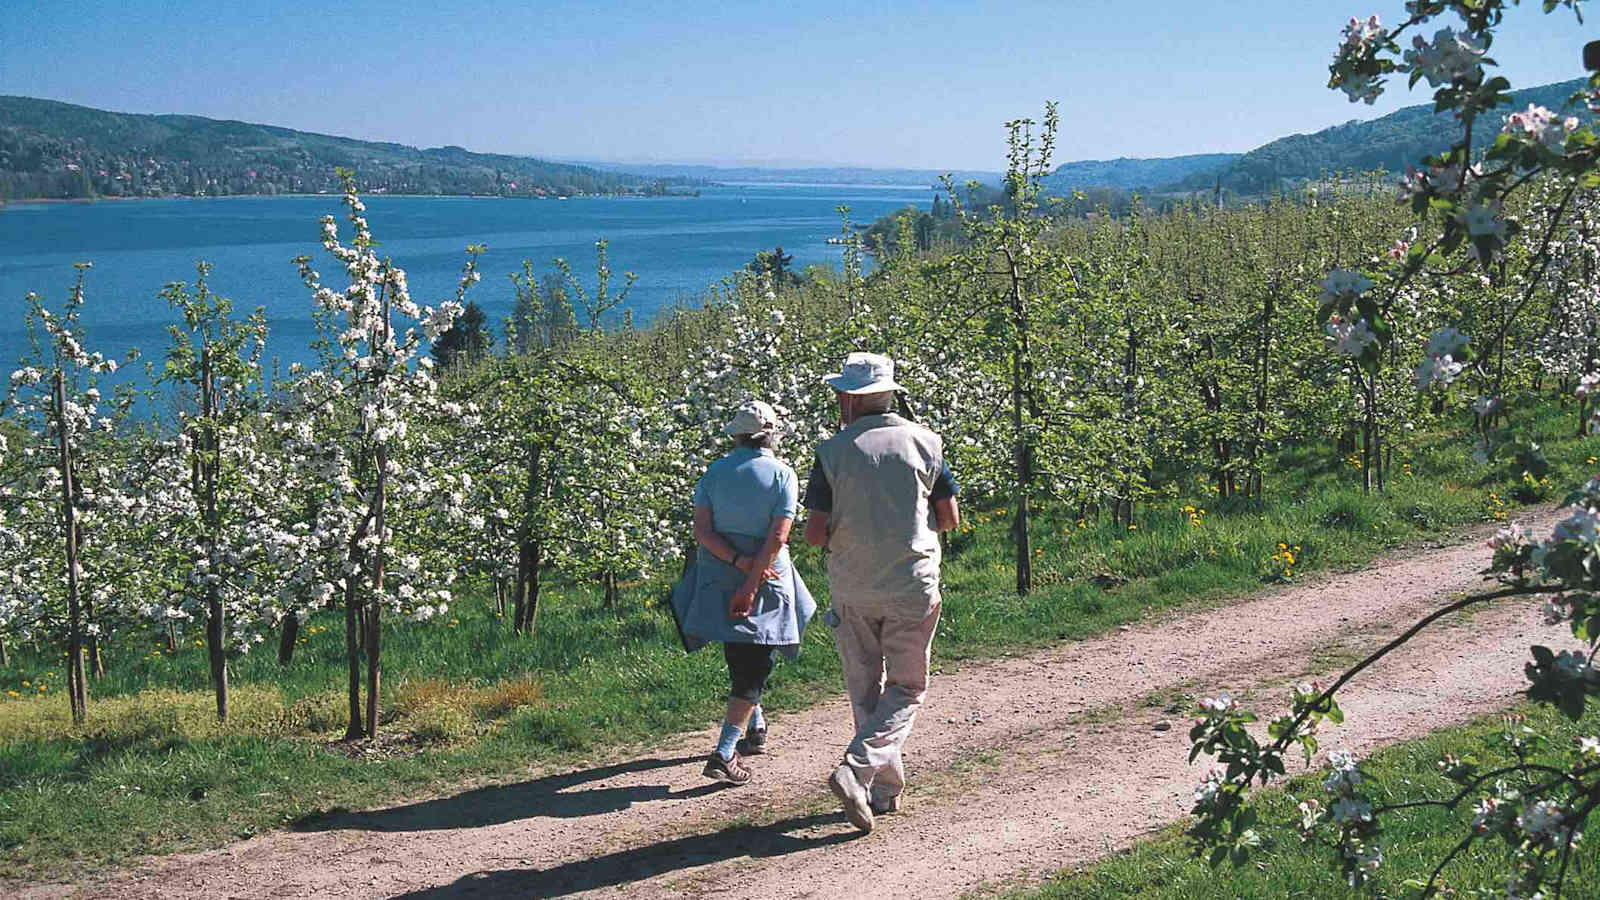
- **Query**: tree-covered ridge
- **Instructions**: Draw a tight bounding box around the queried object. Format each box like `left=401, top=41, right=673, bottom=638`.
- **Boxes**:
left=1034, top=79, right=1591, bottom=202
left=1172, top=77, right=1592, bottom=196
left=0, top=96, right=687, bottom=201
left=1040, top=152, right=1241, bottom=194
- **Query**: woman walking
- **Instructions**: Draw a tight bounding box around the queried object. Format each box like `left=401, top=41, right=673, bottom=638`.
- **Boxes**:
left=672, top=399, right=815, bottom=784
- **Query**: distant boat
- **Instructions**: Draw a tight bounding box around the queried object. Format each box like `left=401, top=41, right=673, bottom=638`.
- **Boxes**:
left=825, top=236, right=847, bottom=245
left=558, top=196, right=569, bottom=201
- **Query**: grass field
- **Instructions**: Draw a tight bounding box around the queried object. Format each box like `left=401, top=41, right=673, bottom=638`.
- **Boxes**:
left=1, top=401, right=1595, bottom=881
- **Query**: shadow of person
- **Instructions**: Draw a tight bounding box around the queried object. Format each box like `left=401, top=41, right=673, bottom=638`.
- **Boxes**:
left=294, top=755, right=720, bottom=832
left=388, top=811, right=863, bottom=898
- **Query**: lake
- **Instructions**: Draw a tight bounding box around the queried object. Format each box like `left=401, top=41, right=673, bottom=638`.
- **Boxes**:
left=0, top=184, right=932, bottom=386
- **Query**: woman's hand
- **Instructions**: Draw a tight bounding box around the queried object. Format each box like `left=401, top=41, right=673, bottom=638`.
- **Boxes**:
left=733, top=555, right=779, bottom=581
left=729, top=583, right=758, bottom=619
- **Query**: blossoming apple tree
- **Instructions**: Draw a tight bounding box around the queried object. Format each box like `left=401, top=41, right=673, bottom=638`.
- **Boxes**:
left=286, top=171, right=475, bottom=739
left=1187, top=3, right=1600, bottom=895
left=3, top=266, right=128, bottom=722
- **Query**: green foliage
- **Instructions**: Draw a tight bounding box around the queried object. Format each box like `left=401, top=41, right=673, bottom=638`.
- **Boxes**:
left=431, top=300, right=493, bottom=372
left=745, top=246, right=800, bottom=291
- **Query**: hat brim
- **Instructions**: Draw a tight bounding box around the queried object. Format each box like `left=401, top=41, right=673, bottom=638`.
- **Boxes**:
left=823, top=374, right=906, bottom=395
left=723, top=423, right=779, bottom=437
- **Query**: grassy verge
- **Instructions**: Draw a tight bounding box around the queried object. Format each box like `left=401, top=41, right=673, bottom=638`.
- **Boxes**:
left=1012, top=704, right=1600, bottom=899
left=1, top=402, right=1595, bottom=881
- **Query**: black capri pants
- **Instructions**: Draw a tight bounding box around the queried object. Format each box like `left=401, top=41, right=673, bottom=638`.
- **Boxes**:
left=724, top=642, right=777, bottom=703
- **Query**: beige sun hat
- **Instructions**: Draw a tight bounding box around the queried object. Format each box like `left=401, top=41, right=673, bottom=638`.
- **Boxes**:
left=724, top=399, right=781, bottom=437
left=823, top=351, right=905, bottom=395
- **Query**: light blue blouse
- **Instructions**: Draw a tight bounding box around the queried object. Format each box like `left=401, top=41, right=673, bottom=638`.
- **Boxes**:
left=672, top=447, right=815, bottom=656
left=691, top=447, right=799, bottom=538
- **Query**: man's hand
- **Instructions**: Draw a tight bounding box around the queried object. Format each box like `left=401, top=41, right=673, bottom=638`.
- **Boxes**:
left=804, top=511, right=830, bottom=547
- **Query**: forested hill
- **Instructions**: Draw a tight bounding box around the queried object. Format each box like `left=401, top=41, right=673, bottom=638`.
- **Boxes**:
left=1041, top=153, right=1240, bottom=194
left=1170, top=77, right=1592, bottom=197
left=0, top=96, right=678, bottom=201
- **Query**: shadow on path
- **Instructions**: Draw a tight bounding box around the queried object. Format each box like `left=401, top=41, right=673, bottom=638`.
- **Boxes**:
left=389, top=812, right=861, bottom=898
left=295, top=755, right=720, bottom=832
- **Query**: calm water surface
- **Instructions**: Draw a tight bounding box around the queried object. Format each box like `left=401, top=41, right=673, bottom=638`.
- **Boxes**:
left=0, top=184, right=929, bottom=386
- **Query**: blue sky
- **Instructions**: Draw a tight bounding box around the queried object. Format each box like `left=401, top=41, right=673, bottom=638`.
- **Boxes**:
left=3, top=1, right=1594, bottom=171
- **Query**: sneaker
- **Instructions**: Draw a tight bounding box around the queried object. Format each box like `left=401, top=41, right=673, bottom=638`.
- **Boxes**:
left=828, top=763, right=875, bottom=833
left=703, top=752, right=752, bottom=786
left=735, top=727, right=768, bottom=756
left=870, top=794, right=903, bottom=816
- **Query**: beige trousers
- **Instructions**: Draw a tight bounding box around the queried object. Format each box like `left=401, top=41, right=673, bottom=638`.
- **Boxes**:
left=831, top=601, right=941, bottom=803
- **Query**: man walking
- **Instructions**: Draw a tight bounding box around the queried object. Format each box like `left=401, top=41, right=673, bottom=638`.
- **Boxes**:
left=804, top=352, right=960, bottom=833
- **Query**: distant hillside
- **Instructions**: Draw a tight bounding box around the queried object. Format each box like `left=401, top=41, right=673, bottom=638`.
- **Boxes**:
left=1041, top=153, right=1239, bottom=194
left=1171, top=78, right=1592, bottom=197
left=575, top=161, right=1002, bottom=189
left=0, top=96, right=680, bottom=201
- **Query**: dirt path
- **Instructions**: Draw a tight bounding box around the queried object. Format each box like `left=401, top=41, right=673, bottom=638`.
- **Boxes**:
left=25, top=513, right=1569, bottom=900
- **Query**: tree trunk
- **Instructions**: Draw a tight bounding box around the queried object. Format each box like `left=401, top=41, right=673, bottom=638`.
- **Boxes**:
left=1199, top=334, right=1228, bottom=500
left=1118, top=318, right=1140, bottom=529
left=1007, top=251, right=1033, bottom=597
left=54, top=372, right=88, bottom=724
left=201, top=349, right=228, bottom=721
left=1362, top=379, right=1377, bottom=494
left=512, top=553, right=527, bottom=633
left=526, top=540, right=543, bottom=634
left=342, top=552, right=364, bottom=741
left=366, top=444, right=386, bottom=740
left=1337, top=425, right=1357, bottom=457
left=514, top=440, right=545, bottom=634
left=1581, top=272, right=1597, bottom=435
left=84, top=587, right=104, bottom=680
left=207, top=586, right=228, bottom=721
left=278, top=613, right=299, bottom=665
left=514, top=538, right=543, bottom=635
left=1247, top=286, right=1275, bottom=498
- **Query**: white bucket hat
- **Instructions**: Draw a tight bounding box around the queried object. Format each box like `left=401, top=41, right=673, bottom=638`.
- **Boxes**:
left=823, top=351, right=905, bottom=395
left=724, top=399, right=781, bottom=437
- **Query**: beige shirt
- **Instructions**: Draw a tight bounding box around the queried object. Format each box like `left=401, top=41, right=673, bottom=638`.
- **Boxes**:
left=814, top=413, right=945, bottom=619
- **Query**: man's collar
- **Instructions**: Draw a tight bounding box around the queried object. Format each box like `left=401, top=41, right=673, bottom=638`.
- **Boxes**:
left=844, top=412, right=906, bottom=431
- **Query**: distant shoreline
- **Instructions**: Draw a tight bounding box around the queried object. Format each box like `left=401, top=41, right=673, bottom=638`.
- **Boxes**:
left=716, top=181, right=939, bottom=191
left=0, top=183, right=945, bottom=212
left=0, top=189, right=710, bottom=211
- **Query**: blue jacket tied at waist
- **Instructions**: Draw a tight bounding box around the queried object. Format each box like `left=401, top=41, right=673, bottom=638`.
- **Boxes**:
left=671, top=446, right=816, bottom=658
left=671, top=535, right=815, bottom=658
